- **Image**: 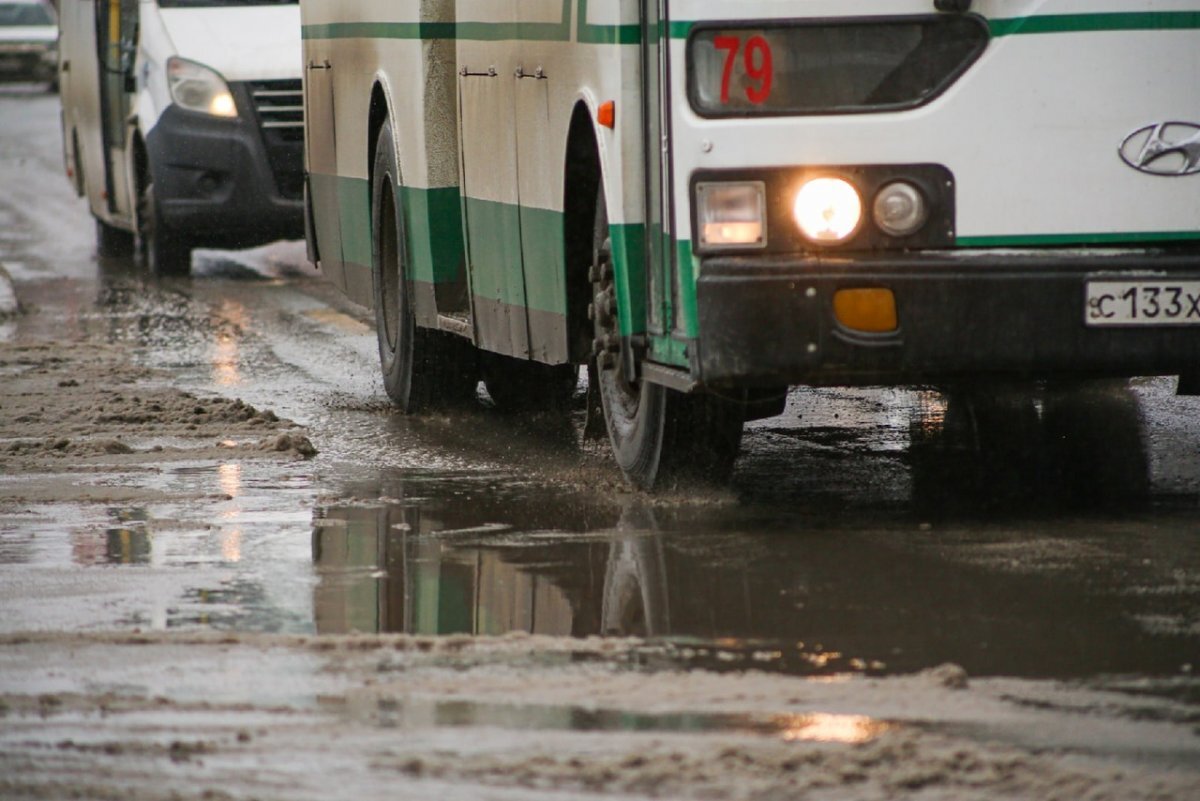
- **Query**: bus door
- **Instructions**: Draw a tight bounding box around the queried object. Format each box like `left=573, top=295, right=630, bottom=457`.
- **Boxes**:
left=96, top=0, right=138, bottom=221
left=514, top=33, right=565, bottom=364
left=641, top=0, right=673, bottom=344
left=458, top=1, right=533, bottom=359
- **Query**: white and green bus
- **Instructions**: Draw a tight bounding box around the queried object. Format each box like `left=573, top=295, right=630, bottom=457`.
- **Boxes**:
left=299, top=0, right=1200, bottom=489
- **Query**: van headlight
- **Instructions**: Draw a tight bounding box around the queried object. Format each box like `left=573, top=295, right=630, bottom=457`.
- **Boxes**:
left=167, top=57, right=238, bottom=118
left=696, top=181, right=767, bottom=250
left=793, top=177, right=862, bottom=244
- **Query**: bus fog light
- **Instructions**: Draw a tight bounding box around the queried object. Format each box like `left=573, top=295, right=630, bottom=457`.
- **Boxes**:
left=793, top=178, right=862, bottom=244
left=833, top=288, right=898, bottom=333
left=696, top=181, right=766, bottom=249
left=873, top=182, right=928, bottom=237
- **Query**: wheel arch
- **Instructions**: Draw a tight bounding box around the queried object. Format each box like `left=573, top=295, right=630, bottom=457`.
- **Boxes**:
left=563, top=100, right=603, bottom=363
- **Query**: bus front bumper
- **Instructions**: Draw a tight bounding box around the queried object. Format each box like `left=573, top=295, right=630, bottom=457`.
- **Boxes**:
left=693, top=247, right=1200, bottom=387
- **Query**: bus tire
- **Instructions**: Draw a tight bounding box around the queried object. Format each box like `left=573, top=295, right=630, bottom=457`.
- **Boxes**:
left=137, top=182, right=191, bottom=275
left=372, top=119, right=477, bottom=412
left=590, top=189, right=742, bottom=490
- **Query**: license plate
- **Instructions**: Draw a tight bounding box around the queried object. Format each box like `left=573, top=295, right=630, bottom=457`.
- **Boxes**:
left=1085, top=280, right=1200, bottom=326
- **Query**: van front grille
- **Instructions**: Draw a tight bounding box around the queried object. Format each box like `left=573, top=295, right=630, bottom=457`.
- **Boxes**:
left=244, top=78, right=304, bottom=200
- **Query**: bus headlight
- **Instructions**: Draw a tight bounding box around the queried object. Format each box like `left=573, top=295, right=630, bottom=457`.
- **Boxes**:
left=696, top=181, right=767, bottom=249
left=873, top=181, right=928, bottom=237
left=793, top=177, right=862, bottom=244
left=167, top=57, right=238, bottom=118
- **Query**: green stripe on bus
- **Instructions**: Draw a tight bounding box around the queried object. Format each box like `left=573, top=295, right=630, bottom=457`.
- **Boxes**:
left=610, top=224, right=645, bottom=338
left=958, top=231, right=1200, bottom=247
left=519, top=205, right=568, bottom=315
left=402, top=186, right=464, bottom=286
left=667, top=21, right=694, bottom=40
left=989, top=11, right=1200, bottom=37
left=336, top=176, right=372, bottom=270
left=648, top=334, right=689, bottom=368
left=301, top=22, right=453, bottom=41
left=576, top=0, right=640, bottom=44
left=676, top=239, right=699, bottom=341
left=314, top=174, right=465, bottom=286
left=662, top=13, right=1200, bottom=38
left=304, top=8, right=1200, bottom=42
left=302, top=0, right=640, bottom=44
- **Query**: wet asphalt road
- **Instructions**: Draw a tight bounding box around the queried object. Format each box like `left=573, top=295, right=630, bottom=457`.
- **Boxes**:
left=2, top=88, right=1199, bottom=694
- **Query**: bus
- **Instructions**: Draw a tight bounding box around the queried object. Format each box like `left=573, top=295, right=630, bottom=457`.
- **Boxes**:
left=299, top=0, right=1200, bottom=489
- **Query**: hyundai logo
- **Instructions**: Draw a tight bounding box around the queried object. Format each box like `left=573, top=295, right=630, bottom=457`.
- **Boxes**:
left=1119, top=122, right=1200, bottom=177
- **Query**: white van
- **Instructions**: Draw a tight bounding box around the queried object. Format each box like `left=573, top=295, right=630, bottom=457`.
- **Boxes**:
left=58, top=0, right=303, bottom=273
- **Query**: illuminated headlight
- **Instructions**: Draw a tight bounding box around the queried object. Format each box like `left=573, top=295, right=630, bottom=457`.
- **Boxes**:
left=696, top=181, right=766, bottom=249
left=873, top=181, right=929, bottom=237
left=167, top=57, right=238, bottom=118
left=793, top=177, right=862, bottom=244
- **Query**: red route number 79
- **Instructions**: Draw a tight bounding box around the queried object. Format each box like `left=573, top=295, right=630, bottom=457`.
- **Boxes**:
left=713, top=34, right=774, bottom=105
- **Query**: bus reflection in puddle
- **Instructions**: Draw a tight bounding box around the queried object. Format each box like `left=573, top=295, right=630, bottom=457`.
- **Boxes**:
left=310, top=381, right=1166, bottom=679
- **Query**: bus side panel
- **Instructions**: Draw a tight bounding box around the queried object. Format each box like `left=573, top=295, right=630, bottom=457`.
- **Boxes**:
left=459, top=68, right=530, bottom=358
left=516, top=64, right=568, bottom=363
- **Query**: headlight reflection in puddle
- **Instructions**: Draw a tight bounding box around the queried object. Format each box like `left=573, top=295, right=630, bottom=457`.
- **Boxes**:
left=778, top=713, right=891, bottom=744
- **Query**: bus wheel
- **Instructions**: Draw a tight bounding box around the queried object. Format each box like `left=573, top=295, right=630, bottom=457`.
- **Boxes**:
left=481, top=352, right=577, bottom=413
left=590, top=191, right=742, bottom=490
left=371, top=119, right=477, bottom=412
left=137, top=182, right=191, bottom=275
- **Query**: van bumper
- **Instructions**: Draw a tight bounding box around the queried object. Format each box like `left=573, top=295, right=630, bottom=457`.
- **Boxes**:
left=144, top=103, right=303, bottom=249
left=693, top=246, right=1200, bottom=387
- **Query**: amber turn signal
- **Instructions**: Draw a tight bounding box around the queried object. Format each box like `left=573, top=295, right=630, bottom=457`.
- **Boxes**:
left=833, top=288, right=898, bottom=333
left=597, top=101, right=615, bottom=129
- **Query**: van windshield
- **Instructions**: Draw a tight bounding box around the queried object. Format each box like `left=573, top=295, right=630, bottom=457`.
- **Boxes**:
left=0, top=3, right=55, bottom=26
left=157, top=1, right=297, bottom=7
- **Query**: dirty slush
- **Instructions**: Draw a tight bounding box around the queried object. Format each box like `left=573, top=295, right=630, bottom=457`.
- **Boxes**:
left=0, top=283, right=1195, bottom=800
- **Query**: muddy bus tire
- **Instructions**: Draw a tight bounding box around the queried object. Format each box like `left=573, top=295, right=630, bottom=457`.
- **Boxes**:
left=590, top=189, right=742, bottom=490
left=137, top=183, right=191, bottom=275
left=372, top=119, right=477, bottom=412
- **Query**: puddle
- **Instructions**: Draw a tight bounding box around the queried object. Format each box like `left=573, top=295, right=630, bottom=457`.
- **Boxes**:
left=311, top=447, right=1200, bottom=681
left=326, top=696, right=894, bottom=743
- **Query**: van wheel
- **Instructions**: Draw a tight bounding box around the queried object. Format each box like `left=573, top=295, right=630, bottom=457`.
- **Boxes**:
left=137, top=182, right=191, bottom=275
left=95, top=218, right=134, bottom=258
left=590, top=189, right=742, bottom=490
left=372, top=119, right=477, bottom=412
left=481, top=352, right=577, bottom=412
